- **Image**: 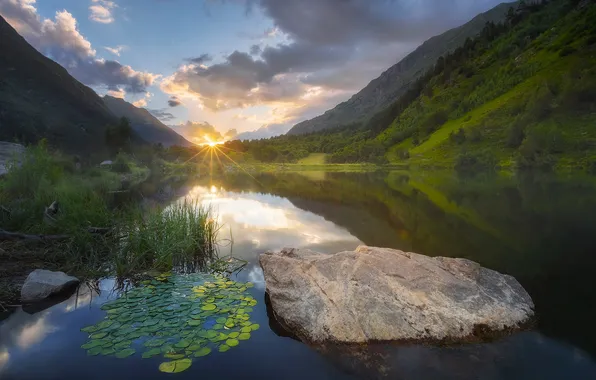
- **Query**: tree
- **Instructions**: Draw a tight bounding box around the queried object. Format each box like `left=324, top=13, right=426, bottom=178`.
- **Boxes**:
left=105, top=117, right=133, bottom=154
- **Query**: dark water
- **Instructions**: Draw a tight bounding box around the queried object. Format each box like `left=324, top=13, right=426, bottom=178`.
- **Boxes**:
left=2, top=170, right=596, bottom=380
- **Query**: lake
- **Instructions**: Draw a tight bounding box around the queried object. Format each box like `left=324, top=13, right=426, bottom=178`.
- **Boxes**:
left=1, top=170, right=596, bottom=379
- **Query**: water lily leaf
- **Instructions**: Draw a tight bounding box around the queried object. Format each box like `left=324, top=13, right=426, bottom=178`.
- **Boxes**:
left=193, top=347, right=211, bottom=357
left=216, top=317, right=227, bottom=324
left=144, top=339, right=166, bottom=347
left=142, top=348, right=162, bottom=359
left=226, top=339, right=239, bottom=347
left=206, top=330, right=217, bottom=339
left=225, top=321, right=235, bottom=328
left=115, top=348, right=136, bottom=358
left=114, top=340, right=132, bottom=350
left=228, top=332, right=240, bottom=339
left=81, top=340, right=104, bottom=349
left=218, top=344, right=230, bottom=353
left=81, top=326, right=98, bottom=333
left=96, top=321, right=114, bottom=330
left=174, top=340, right=191, bottom=349
left=159, top=359, right=192, bottom=374
left=246, top=282, right=254, bottom=288
left=100, top=347, right=116, bottom=355
left=201, top=304, right=216, bottom=311
left=187, top=344, right=202, bottom=351
left=90, top=332, right=108, bottom=339
left=238, top=333, right=250, bottom=340
left=241, top=321, right=251, bottom=327
left=164, top=353, right=185, bottom=360
left=143, top=319, right=160, bottom=327
left=87, top=347, right=103, bottom=356
left=240, top=326, right=252, bottom=333
left=212, top=324, right=223, bottom=330
left=250, top=323, right=260, bottom=331
left=188, top=320, right=202, bottom=326
left=248, top=300, right=257, bottom=306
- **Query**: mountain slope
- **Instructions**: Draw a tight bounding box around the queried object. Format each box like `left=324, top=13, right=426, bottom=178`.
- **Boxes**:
left=376, top=0, right=596, bottom=170
left=102, top=96, right=194, bottom=147
left=0, top=15, right=116, bottom=153
left=287, top=2, right=515, bottom=135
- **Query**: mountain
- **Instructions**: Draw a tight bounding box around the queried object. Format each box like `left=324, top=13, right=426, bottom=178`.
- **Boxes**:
left=287, top=2, right=515, bottom=135
left=102, top=96, right=194, bottom=147
left=235, top=124, right=292, bottom=141
left=0, top=15, right=116, bottom=153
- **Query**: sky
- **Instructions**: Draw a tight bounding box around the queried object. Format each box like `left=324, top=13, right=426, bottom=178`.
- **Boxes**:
left=0, top=0, right=506, bottom=142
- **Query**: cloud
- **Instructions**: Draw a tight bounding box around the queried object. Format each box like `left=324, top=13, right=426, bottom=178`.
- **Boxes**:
left=163, top=0, right=505, bottom=130
left=104, top=45, right=127, bottom=56
left=186, top=54, right=212, bottom=65
left=133, top=98, right=147, bottom=107
left=168, top=96, right=182, bottom=107
left=149, top=109, right=176, bottom=122
left=249, top=44, right=261, bottom=55
left=107, top=88, right=126, bottom=98
left=0, top=1, right=156, bottom=94
left=89, top=0, right=116, bottom=24
left=170, top=121, right=238, bottom=144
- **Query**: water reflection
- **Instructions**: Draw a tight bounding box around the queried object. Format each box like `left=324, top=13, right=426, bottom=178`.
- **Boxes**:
left=1, top=171, right=596, bottom=379
left=185, top=185, right=363, bottom=260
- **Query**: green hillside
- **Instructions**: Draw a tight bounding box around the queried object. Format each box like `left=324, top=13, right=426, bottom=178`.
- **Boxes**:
left=0, top=16, right=117, bottom=154
left=234, top=0, right=596, bottom=173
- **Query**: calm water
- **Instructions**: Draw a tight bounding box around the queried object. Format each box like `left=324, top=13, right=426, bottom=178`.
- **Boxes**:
left=2, top=171, right=596, bottom=379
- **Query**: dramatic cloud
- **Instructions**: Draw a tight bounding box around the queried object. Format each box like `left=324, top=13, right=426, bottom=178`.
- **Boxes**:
left=164, top=0, right=505, bottom=131
left=104, top=45, right=126, bottom=56
left=89, top=0, right=116, bottom=24
left=168, top=96, right=182, bottom=107
left=149, top=109, right=176, bottom=122
left=0, top=0, right=156, bottom=94
left=170, top=121, right=236, bottom=144
left=107, top=88, right=126, bottom=98
left=132, top=98, right=147, bottom=107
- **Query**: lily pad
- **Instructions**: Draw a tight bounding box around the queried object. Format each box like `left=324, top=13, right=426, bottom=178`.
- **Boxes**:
left=174, top=340, right=191, bottom=349
left=142, top=348, right=162, bottom=359
left=226, top=338, right=239, bottom=347
left=90, top=332, right=108, bottom=339
left=115, top=348, right=136, bottom=358
left=218, top=344, right=230, bottom=353
left=193, top=347, right=211, bottom=357
left=238, top=333, right=250, bottom=340
left=159, top=359, right=192, bottom=374
left=201, top=304, right=216, bottom=311
left=228, top=332, right=240, bottom=339
left=250, top=323, right=260, bottom=331
left=164, top=353, right=185, bottom=360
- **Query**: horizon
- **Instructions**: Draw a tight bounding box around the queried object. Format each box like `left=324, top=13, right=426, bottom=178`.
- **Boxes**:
left=0, top=0, right=507, bottom=143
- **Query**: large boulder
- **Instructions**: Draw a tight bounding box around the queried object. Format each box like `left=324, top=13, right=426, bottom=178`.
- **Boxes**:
left=260, top=246, right=534, bottom=343
left=21, top=269, right=80, bottom=303
left=0, top=141, right=25, bottom=177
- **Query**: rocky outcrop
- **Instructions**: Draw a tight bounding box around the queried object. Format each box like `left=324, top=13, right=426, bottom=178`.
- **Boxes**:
left=20, top=269, right=80, bottom=303
left=260, top=246, right=534, bottom=343
left=0, top=142, right=25, bottom=177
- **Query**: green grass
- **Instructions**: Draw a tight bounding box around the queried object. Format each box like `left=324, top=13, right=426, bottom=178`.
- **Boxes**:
left=296, top=153, right=328, bottom=165
left=0, top=144, right=223, bottom=299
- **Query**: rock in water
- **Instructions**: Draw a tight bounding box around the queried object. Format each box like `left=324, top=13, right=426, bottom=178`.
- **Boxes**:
left=21, top=270, right=80, bottom=303
left=260, top=246, right=534, bottom=343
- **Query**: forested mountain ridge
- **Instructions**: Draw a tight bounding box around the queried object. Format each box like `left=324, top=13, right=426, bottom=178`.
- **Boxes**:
left=232, top=0, right=596, bottom=172
left=102, top=96, right=194, bottom=148
left=0, top=15, right=116, bottom=153
left=287, top=2, right=516, bottom=136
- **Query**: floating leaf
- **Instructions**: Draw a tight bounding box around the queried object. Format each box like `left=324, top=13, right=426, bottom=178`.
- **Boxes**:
left=81, top=340, right=104, bottom=349
left=159, top=359, right=192, bottom=374
left=216, top=317, right=227, bottom=324
left=87, top=347, right=103, bottom=356
left=201, top=304, right=216, bottom=311
left=114, top=340, right=132, bottom=350
left=228, top=332, right=240, bottom=339
left=115, top=348, right=136, bottom=358
left=90, top=332, right=108, bottom=339
left=144, top=338, right=166, bottom=347
left=100, top=347, right=116, bottom=355
left=142, top=348, right=162, bottom=359
left=218, top=345, right=230, bottom=353
left=212, top=324, right=223, bottom=330
left=193, top=347, right=211, bottom=357
left=240, top=326, right=252, bottom=333
left=238, top=333, right=250, bottom=340
left=226, top=339, right=239, bottom=347
left=164, top=353, right=185, bottom=360
left=81, top=326, right=98, bottom=333
left=250, top=323, right=260, bottom=331
left=175, top=340, right=191, bottom=349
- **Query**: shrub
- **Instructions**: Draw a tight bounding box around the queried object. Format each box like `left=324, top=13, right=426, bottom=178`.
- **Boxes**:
left=455, top=150, right=497, bottom=174
left=111, top=154, right=131, bottom=173
left=506, top=120, right=526, bottom=148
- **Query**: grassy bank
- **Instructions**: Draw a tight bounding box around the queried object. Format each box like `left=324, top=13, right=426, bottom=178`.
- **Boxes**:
left=0, top=144, right=223, bottom=306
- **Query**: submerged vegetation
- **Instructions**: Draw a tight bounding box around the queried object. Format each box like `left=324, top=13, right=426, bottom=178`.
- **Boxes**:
left=80, top=274, right=258, bottom=373
left=0, top=143, right=226, bottom=303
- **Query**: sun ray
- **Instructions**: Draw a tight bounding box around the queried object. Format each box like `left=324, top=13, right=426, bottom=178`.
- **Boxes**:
left=183, top=145, right=210, bottom=164
left=213, top=145, right=263, bottom=186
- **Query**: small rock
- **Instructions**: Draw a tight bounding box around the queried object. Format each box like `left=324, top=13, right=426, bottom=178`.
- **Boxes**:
left=21, top=269, right=80, bottom=303
left=260, top=246, right=534, bottom=344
